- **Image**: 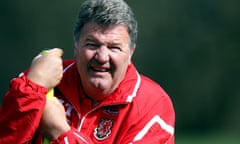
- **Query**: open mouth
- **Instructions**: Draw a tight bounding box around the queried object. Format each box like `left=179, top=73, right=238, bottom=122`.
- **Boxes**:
left=92, top=67, right=109, bottom=72
left=90, top=65, right=111, bottom=73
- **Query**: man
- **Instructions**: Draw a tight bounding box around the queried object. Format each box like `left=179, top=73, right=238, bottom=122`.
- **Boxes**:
left=0, top=0, right=175, bottom=143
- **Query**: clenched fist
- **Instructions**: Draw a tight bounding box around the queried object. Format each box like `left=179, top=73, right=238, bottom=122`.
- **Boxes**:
left=39, top=98, right=70, bottom=140
left=27, top=48, right=63, bottom=89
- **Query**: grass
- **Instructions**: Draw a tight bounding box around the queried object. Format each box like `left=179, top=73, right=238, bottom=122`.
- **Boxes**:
left=176, top=131, right=240, bottom=144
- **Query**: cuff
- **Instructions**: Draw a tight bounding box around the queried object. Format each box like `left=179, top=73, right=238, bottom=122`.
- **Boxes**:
left=51, top=128, right=92, bottom=144
left=11, top=75, right=48, bottom=95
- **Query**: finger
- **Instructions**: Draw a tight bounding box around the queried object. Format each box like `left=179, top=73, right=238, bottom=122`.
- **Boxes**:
left=48, top=48, right=64, bottom=57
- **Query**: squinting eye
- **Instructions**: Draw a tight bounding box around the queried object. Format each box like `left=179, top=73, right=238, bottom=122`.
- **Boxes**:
left=86, top=43, right=96, bottom=46
left=110, top=46, right=121, bottom=52
left=86, top=43, right=98, bottom=49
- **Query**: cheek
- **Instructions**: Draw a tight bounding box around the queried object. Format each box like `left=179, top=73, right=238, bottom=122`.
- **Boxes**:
left=113, top=56, right=130, bottom=75
left=76, top=49, right=94, bottom=63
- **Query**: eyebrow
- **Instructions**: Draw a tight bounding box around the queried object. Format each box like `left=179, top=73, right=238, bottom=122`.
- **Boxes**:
left=85, top=36, right=123, bottom=46
left=85, top=37, right=97, bottom=42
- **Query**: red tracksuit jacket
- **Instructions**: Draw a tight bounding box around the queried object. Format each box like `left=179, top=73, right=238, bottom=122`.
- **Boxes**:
left=0, top=60, right=175, bottom=144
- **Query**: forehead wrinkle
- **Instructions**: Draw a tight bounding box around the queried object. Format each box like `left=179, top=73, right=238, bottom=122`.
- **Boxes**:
left=81, top=22, right=130, bottom=47
left=86, top=30, right=123, bottom=47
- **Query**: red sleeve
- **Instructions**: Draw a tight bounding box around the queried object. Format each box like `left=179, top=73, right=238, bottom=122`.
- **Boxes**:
left=0, top=75, right=48, bottom=144
left=51, top=127, right=94, bottom=144
left=126, top=100, right=175, bottom=144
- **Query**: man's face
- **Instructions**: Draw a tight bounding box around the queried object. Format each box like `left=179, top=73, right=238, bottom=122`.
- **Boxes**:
left=74, top=22, right=135, bottom=100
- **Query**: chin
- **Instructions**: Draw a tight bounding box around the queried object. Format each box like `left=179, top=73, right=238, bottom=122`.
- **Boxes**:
left=90, top=78, right=109, bottom=88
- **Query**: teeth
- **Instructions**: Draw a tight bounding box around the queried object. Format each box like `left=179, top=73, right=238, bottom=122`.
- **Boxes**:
left=93, top=67, right=108, bottom=72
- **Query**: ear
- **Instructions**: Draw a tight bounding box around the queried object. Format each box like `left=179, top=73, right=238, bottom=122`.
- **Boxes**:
left=128, top=44, right=136, bottom=64
left=74, top=42, right=79, bottom=57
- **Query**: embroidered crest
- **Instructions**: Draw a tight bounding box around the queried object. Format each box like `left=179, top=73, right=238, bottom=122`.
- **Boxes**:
left=94, top=118, right=113, bottom=140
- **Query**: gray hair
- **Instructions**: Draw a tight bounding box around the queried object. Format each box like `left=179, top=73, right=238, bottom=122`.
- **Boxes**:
left=73, top=0, right=138, bottom=48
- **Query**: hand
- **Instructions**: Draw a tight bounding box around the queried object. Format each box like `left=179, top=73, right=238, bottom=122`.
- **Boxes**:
left=39, top=98, right=71, bottom=140
left=27, top=48, right=63, bottom=89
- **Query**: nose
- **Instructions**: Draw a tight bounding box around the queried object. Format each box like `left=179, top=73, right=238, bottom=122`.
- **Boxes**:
left=95, top=46, right=109, bottom=63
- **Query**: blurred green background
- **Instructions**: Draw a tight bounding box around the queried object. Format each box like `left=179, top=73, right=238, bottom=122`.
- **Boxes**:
left=1, top=0, right=239, bottom=143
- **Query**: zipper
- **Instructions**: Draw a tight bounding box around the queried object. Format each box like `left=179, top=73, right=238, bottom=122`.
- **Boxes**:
left=77, top=102, right=129, bottom=131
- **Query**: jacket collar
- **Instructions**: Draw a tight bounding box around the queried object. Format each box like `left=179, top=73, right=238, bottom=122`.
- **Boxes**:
left=57, top=60, right=141, bottom=107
